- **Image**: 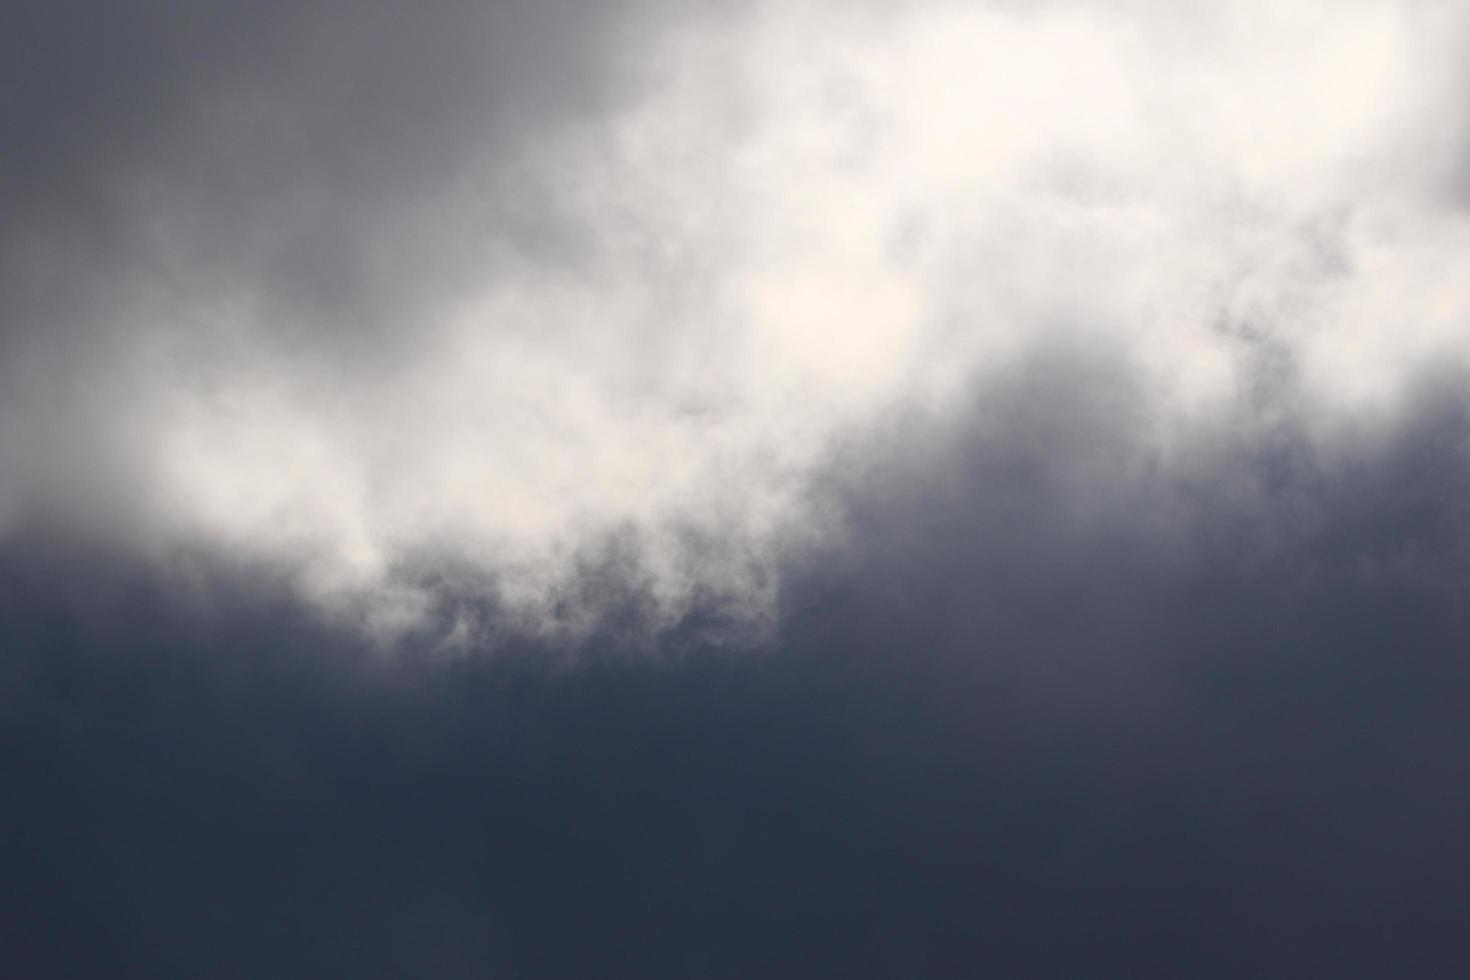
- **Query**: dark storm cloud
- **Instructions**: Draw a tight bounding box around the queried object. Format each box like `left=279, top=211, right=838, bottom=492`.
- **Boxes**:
left=5, top=352, right=1470, bottom=977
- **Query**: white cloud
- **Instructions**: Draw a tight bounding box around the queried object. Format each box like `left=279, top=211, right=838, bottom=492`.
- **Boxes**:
left=4, top=0, right=1468, bottom=642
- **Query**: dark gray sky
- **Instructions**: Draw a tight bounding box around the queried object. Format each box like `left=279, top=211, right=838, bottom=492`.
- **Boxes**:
left=4, top=1, right=1470, bottom=976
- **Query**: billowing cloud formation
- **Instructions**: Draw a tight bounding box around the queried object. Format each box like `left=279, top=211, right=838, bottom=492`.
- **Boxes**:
left=4, top=0, right=1468, bottom=642
left=6, top=2, right=1470, bottom=975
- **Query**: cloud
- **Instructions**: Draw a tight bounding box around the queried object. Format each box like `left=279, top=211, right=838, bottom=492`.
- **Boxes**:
left=6, top=3, right=1470, bottom=973
left=3, top=0, right=1469, bottom=643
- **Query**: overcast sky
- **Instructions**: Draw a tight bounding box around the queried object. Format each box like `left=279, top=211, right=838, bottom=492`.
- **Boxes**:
left=5, top=1, right=1470, bottom=976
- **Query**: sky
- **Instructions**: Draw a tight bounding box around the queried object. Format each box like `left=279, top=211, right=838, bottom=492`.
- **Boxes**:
left=3, top=1, right=1470, bottom=976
